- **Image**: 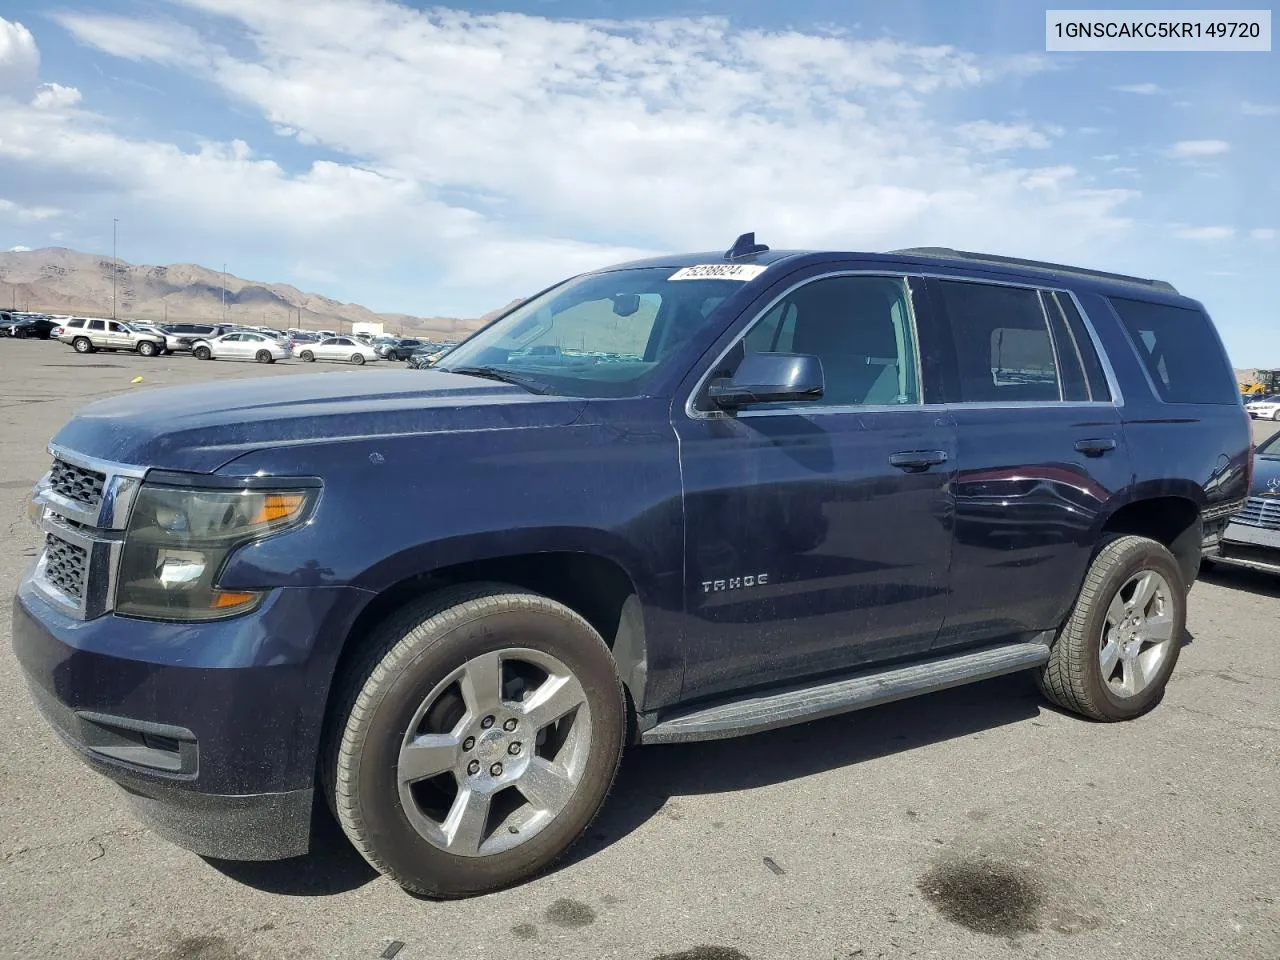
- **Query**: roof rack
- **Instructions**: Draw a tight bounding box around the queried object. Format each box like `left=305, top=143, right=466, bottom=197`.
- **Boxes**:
left=889, top=246, right=1179, bottom=293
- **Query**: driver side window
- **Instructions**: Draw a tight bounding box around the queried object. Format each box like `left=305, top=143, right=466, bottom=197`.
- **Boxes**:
left=730, top=275, right=921, bottom=408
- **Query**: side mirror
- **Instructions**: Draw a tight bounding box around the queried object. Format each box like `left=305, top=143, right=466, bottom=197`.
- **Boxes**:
left=707, top=353, right=824, bottom=410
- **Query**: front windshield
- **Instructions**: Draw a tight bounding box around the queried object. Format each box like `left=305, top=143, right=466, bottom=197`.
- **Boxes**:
left=1258, top=431, right=1280, bottom=456
left=435, top=266, right=748, bottom=397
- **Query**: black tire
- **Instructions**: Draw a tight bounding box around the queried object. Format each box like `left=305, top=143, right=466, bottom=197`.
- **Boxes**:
left=324, top=584, right=626, bottom=898
left=1037, top=535, right=1185, bottom=721
left=72, top=337, right=94, bottom=354
left=193, top=345, right=212, bottom=361
left=255, top=349, right=272, bottom=364
left=349, top=353, right=365, bottom=365
left=137, top=340, right=158, bottom=357
left=300, top=350, right=315, bottom=363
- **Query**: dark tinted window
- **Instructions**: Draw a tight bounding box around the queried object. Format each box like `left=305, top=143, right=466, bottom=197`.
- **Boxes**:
left=1042, top=293, right=1089, bottom=402
left=1051, top=293, right=1112, bottom=401
left=935, top=281, right=1060, bottom=402
left=732, top=274, right=920, bottom=407
left=1109, top=297, right=1237, bottom=404
left=88, top=320, right=106, bottom=332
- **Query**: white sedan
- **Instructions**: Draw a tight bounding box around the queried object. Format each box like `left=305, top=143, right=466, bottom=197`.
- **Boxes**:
left=296, top=336, right=380, bottom=365
left=191, top=331, right=293, bottom=364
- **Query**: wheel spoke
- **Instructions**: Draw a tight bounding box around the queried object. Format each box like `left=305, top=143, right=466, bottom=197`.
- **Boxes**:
left=1133, top=572, right=1161, bottom=616
left=458, top=651, right=504, bottom=716
left=1106, top=591, right=1128, bottom=627
left=1099, top=638, right=1122, bottom=679
left=398, top=733, right=460, bottom=785
left=443, top=787, right=491, bottom=855
left=1123, top=653, right=1147, bottom=695
left=518, top=673, right=587, bottom=731
left=517, top=757, right=578, bottom=815
left=1142, top=610, right=1176, bottom=644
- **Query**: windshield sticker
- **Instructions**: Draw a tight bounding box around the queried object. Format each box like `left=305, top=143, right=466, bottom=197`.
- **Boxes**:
left=668, top=264, right=768, bottom=282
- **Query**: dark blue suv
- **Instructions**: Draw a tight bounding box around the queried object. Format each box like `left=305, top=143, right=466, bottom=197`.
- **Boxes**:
left=13, top=235, right=1251, bottom=898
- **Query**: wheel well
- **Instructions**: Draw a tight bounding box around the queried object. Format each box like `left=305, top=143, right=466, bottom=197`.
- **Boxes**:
left=1100, top=497, right=1202, bottom=585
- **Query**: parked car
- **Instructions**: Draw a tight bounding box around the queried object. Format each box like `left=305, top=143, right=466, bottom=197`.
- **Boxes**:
left=1245, top=395, right=1280, bottom=420
left=2, top=313, right=59, bottom=339
left=160, top=323, right=231, bottom=354
left=377, top=337, right=425, bottom=361
left=296, top=336, right=380, bottom=365
left=406, top=344, right=455, bottom=369
left=15, top=236, right=1249, bottom=899
left=1203, top=429, right=1280, bottom=575
left=56, top=317, right=166, bottom=356
left=190, top=330, right=292, bottom=363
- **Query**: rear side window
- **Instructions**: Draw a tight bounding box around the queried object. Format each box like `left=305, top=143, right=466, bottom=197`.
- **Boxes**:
left=1109, top=297, right=1237, bottom=404
left=1049, top=293, right=1112, bottom=401
left=934, top=280, right=1061, bottom=402
left=67, top=319, right=85, bottom=329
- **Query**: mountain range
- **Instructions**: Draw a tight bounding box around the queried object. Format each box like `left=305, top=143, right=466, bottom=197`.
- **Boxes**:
left=0, top=247, right=511, bottom=339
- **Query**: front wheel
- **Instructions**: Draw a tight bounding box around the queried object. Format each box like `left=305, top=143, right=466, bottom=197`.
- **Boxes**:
left=349, top=353, right=366, bottom=365
left=325, top=585, right=626, bottom=898
left=137, top=341, right=158, bottom=357
left=300, top=350, right=315, bottom=363
left=1037, top=535, right=1185, bottom=721
left=1272, top=408, right=1280, bottom=422
left=193, top=345, right=212, bottom=361
left=72, top=337, right=93, bottom=354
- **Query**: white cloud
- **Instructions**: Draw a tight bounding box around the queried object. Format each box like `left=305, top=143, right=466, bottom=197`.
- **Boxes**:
left=1169, top=139, right=1230, bottom=158
left=0, top=197, right=60, bottom=221
left=1173, top=225, right=1235, bottom=241
left=955, top=120, right=1054, bottom=151
left=1251, top=228, right=1276, bottom=241
left=8, top=245, right=31, bottom=252
left=5, top=4, right=1153, bottom=313
left=31, top=82, right=81, bottom=109
left=1241, top=101, right=1280, bottom=116
left=0, top=17, right=39, bottom=95
left=1113, top=83, right=1163, bottom=95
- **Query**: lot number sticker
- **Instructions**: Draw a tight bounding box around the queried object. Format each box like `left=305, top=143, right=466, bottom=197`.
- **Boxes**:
left=669, top=264, right=768, bottom=281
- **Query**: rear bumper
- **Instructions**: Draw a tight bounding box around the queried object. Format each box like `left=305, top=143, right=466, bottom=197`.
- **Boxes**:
left=11, top=576, right=370, bottom=860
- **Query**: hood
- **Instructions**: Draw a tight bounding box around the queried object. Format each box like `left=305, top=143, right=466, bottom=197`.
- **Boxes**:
left=50, top=370, right=587, bottom=473
left=1252, top=452, right=1280, bottom=497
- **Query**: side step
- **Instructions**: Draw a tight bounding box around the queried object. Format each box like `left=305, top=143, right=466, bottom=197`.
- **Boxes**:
left=639, top=641, right=1050, bottom=745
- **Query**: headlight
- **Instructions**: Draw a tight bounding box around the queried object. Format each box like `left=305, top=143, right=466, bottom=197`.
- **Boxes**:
left=115, top=484, right=316, bottom=621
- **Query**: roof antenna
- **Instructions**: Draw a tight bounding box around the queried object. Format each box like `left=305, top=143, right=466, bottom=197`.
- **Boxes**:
left=724, top=232, right=769, bottom=260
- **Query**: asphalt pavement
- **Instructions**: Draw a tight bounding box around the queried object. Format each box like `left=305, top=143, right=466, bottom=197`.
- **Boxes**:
left=0, top=337, right=1277, bottom=960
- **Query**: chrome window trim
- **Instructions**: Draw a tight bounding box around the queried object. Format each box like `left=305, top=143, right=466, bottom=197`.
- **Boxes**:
left=682, top=268, right=1125, bottom=420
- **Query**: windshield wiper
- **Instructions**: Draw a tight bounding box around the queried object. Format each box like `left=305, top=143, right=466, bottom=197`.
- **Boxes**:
left=446, top=366, right=555, bottom=395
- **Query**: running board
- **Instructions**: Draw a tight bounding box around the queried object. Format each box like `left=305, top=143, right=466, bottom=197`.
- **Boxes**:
left=639, top=641, right=1050, bottom=745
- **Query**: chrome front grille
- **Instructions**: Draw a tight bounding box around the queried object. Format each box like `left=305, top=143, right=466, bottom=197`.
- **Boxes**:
left=30, top=446, right=145, bottom=620
left=42, top=533, right=88, bottom=600
left=48, top=458, right=106, bottom=509
left=1234, top=496, right=1280, bottom=531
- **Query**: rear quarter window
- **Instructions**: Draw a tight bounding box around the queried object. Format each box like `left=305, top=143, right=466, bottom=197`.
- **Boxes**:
left=1108, top=297, right=1237, bottom=405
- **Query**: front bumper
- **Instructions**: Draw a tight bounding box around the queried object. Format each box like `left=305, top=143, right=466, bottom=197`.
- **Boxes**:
left=11, top=575, right=369, bottom=860
left=1207, top=521, right=1280, bottom=575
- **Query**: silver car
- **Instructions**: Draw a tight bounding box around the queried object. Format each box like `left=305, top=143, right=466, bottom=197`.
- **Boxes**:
left=56, top=318, right=166, bottom=356
left=190, top=331, right=293, bottom=364
left=296, top=336, right=380, bottom=365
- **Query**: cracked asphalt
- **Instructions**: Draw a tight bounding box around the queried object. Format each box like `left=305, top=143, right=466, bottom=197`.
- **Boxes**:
left=1, top=338, right=1277, bottom=960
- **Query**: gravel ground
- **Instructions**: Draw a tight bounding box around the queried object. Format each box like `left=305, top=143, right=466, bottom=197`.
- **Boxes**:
left=1, top=337, right=1277, bottom=960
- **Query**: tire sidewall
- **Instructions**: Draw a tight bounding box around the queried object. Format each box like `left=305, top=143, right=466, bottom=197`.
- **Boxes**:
left=341, top=598, right=624, bottom=895
left=1079, top=539, right=1185, bottom=719
left=73, top=338, right=91, bottom=354
left=138, top=341, right=157, bottom=356
left=301, top=350, right=314, bottom=362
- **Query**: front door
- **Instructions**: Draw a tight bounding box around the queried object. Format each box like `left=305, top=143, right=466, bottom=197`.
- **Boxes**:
left=674, top=272, right=956, bottom=702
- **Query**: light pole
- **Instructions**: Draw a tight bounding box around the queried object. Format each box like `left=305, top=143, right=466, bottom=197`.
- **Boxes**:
left=221, top=263, right=227, bottom=322
left=111, top=218, right=118, bottom=320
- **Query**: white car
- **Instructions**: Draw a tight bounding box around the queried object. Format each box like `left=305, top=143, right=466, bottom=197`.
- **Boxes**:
left=1247, top=397, right=1280, bottom=421
left=296, top=336, right=380, bottom=365
left=191, top=331, right=293, bottom=364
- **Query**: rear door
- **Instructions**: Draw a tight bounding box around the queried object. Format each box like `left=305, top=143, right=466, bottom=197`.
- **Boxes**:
left=674, top=268, right=957, bottom=701
left=218, top=333, right=246, bottom=359
left=86, top=319, right=107, bottom=346
left=921, top=277, right=1131, bottom=651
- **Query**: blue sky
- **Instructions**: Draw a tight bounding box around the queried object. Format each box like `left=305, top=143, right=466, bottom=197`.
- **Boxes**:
left=0, top=0, right=1275, bottom=363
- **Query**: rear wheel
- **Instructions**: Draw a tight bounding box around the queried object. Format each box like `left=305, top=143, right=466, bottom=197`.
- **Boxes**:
left=1037, top=535, right=1185, bottom=721
left=193, top=345, right=212, bottom=361
left=255, top=349, right=273, bottom=364
left=350, top=353, right=366, bottom=365
left=325, top=585, right=626, bottom=898
left=72, top=337, right=93, bottom=354
left=300, top=350, right=315, bottom=363
left=137, top=340, right=158, bottom=357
